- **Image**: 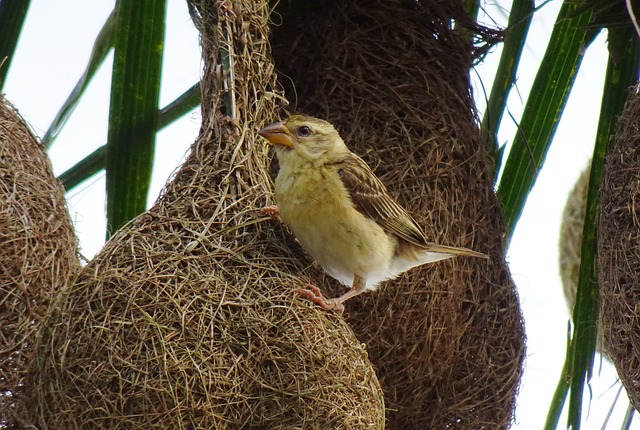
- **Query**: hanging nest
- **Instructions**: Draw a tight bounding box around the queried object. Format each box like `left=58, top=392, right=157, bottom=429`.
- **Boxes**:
left=32, top=1, right=384, bottom=428
left=559, top=164, right=590, bottom=308
left=599, top=84, right=640, bottom=410
left=0, top=95, right=80, bottom=428
left=270, top=0, right=525, bottom=428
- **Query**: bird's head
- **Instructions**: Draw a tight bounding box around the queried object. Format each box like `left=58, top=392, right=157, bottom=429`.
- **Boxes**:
left=258, top=115, right=348, bottom=165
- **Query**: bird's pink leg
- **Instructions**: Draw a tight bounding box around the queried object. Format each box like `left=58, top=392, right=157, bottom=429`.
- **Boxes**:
left=260, top=205, right=280, bottom=220
left=296, top=275, right=367, bottom=314
left=296, top=284, right=345, bottom=313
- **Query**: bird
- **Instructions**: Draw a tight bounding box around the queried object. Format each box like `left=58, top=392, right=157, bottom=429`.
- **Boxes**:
left=258, top=114, right=488, bottom=312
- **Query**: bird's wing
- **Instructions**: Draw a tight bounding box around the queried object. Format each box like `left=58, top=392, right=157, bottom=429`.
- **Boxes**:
left=337, top=154, right=429, bottom=247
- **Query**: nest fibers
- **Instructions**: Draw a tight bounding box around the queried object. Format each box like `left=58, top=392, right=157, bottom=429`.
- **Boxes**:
left=0, top=95, right=80, bottom=427
left=32, top=1, right=384, bottom=428
left=560, top=165, right=590, bottom=308
left=599, top=84, right=640, bottom=410
left=271, top=0, right=525, bottom=428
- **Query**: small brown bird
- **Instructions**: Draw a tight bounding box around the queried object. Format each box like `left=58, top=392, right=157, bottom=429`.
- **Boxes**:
left=258, top=115, right=487, bottom=312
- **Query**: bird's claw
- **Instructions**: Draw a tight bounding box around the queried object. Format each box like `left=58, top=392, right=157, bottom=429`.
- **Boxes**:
left=260, top=205, right=280, bottom=220
left=296, top=284, right=345, bottom=314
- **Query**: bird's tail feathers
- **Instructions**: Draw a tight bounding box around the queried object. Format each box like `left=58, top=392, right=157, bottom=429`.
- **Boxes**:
left=392, top=243, right=488, bottom=275
left=423, top=243, right=488, bottom=259
left=390, top=251, right=454, bottom=275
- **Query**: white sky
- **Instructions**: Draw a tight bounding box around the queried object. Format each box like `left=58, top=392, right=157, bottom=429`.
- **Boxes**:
left=3, top=1, right=636, bottom=428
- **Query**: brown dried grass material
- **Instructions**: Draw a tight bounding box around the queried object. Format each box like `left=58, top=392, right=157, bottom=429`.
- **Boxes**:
left=0, top=95, right=80, bottom=427
left=599, top=84, right=640, bottom=410
left=32, top=1, right=384, bottom=429
left=271, top=0, right=525, bottom=428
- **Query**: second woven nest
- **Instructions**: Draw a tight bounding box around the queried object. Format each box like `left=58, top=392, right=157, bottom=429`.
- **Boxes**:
left=271, top=0, right=525, bottom=428
left=599, top=84, right=640, bottom=411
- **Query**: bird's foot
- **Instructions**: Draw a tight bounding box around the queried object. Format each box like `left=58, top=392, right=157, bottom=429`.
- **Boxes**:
left=260, top=205, right=280, bottom=220
left=296, top=284, right=345, bottom=314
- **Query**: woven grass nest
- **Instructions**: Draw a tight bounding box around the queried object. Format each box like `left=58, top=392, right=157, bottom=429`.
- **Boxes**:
left=599, top=84, right=640, bottom=410
left=559, top=165, right=590, bottom=309
left=0, top=95, right=79, bottom=428
left=271, top=0, right=525, bottom=428
left=32, top=1, right=383, bottom=428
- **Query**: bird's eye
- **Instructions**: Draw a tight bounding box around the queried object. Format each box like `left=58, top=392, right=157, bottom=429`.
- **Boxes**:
left=297, top=125, right=312, bottom=137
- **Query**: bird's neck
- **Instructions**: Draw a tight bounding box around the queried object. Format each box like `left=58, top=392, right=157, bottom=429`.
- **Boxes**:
left=276, top=147, right=322, bottom=171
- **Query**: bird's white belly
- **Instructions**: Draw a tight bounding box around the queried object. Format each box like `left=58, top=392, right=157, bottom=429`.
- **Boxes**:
left=275, top=168, right=398, bottom=290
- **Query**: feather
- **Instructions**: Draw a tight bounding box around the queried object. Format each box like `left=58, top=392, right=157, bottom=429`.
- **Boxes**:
left=336, top=154, right=429, bottom=247
left=337, top=154, right=487, bottom=259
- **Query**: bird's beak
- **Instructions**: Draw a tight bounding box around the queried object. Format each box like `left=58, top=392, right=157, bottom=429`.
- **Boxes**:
left=258, top=122, right=294, bottom=148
